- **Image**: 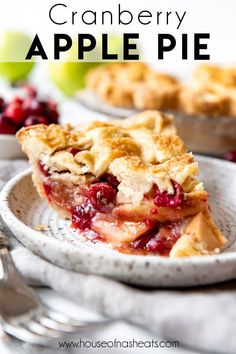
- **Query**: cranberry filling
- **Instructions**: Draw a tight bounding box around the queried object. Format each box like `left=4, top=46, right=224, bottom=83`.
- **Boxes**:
left=38, top=160, right=51, bottom=177
left=40, top=170, right=182, bottom=256
left=71, top=202, right=96, bottom=231
left=70, top=182, right=117, bottom=232
left=132, top=222, right=180, bottom=256
left=153, top=180, right=184, bottom=208
left=43, top=181, right=52, bottom=199
left=68, top=147, right=81, bottom=156
left=99, top=173, right=120, bottom=191
left=132, top=233, right=155, bottom=250
left=88, top=182, right=117, bottom=213
left=70, top=178, right=119, bottom=231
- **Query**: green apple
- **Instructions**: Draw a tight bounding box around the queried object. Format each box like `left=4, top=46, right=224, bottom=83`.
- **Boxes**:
left=0, top=31, right=35, bottom=83
left=48, top=61, right=100, bottom=97
left=48, top=39, right=101, bottom=97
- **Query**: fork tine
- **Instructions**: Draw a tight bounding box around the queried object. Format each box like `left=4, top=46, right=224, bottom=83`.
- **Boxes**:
left=24, top=320, right=70, bottom=339
left=40, top=310, right=112, bottom=333
left=3, top=322, right=56, bottom=346
left=38, top=315, right=79, bottom=333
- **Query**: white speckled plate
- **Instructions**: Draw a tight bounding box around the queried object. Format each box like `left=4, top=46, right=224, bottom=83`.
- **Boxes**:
left=1, top=156, right=236, bottom=288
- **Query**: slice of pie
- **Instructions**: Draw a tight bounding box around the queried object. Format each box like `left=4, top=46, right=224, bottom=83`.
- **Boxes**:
left=86, top=62, right=181, bottom=111
left=17, top=110, right=226, bottom=257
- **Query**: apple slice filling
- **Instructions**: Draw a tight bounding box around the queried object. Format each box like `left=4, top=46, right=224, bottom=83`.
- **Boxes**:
left=38, top=160, right=204, bottom=256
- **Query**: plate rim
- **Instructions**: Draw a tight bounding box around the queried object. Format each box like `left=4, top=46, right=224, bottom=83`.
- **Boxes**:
left=1, top=155, right=236, bottom=267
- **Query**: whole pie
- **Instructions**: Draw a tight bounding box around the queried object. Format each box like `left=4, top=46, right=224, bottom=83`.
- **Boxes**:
left=86, top=62, right=181, bottom=111
left=17, top=110, right=226, bottom=257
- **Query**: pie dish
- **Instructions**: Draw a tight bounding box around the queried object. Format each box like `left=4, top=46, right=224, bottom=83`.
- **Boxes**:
left=16, top=110, right=226, bottom=257
left=180, top=64, right=236, bottom=117
left=86, top=62, right=181, bottom=111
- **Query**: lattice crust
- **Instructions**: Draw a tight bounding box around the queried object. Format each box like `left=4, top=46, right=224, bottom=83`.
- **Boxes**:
left=86, top=62, right=181, bottom=110
left=17, top=110, right=203, bottom=199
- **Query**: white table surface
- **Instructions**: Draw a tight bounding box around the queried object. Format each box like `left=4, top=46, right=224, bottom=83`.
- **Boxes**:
left=0, top=65, right=211, bottom=354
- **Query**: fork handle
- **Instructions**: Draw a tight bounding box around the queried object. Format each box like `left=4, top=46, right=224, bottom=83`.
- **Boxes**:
left=0, top=247, right=21, bottom=283
left=0, top=223, right=33, bottom=292
left=0, top=225, right=22, bottom=283
left=0, top=223, right=14, bottom=280
left=0, top=225, right=10, bottom=249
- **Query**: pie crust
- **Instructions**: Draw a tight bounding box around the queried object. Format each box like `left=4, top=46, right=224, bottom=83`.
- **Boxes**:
left=17, top=110, right=226, bottom=257
left=180, top=64, right=236, bottom=117
left=86, top=62, right=181, bottom=110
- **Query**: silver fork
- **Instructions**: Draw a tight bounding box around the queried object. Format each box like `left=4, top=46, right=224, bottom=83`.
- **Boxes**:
left=0, top=222, right=112, bottom=346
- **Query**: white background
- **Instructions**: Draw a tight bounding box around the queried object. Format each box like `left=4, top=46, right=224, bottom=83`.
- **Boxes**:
left=0, top=0, right=235, bottom=75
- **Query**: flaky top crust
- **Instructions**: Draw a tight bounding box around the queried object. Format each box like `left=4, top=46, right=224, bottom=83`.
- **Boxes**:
left=17, top=110, right=204, bottom=205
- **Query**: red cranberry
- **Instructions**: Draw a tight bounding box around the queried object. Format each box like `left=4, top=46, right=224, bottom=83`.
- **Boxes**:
left=43, top=181, right=52, bottom=199
left=145, top=219, right=156, bottom=228
left=88, top=182, right=117, bottom=212
left=25, top=85, right=37, bottom=98
left=24, top=115, right=49, bottom=126
left=48, top=100, right=57, bottom=111
left=224, top=150, right=236, bottom=163
left=15, top=83, right=37, bottom=98
left=38, top=160, right=51, bottom=177
left=133, top=233, right=154, bottom=249
left=0, top=97, right=5, bottom=112
left=68, top=147, right=80, bottom=156
left=71, top=203, right=96, bottom=231
left=23, top=98, right=46, bottom=116
left=47, top=109, right=59, bottom=123
left=0, top=115, right=17, bottom=134
left=132, top=222, right=180, bottom=256
left=153, top=180, right=184, bottom=208
left=146, top=224, right=180, bottom=255
left=146, top=237, right=168, bottom=254
left=12, top=96, right=23, bottom=105
left=132, top=222, right=159, bottom=249
left=46, top=100, right=58, bottom=122
left=5, top=103, right=26, bottom=124
left=99, top=173, right=120, bottom=190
